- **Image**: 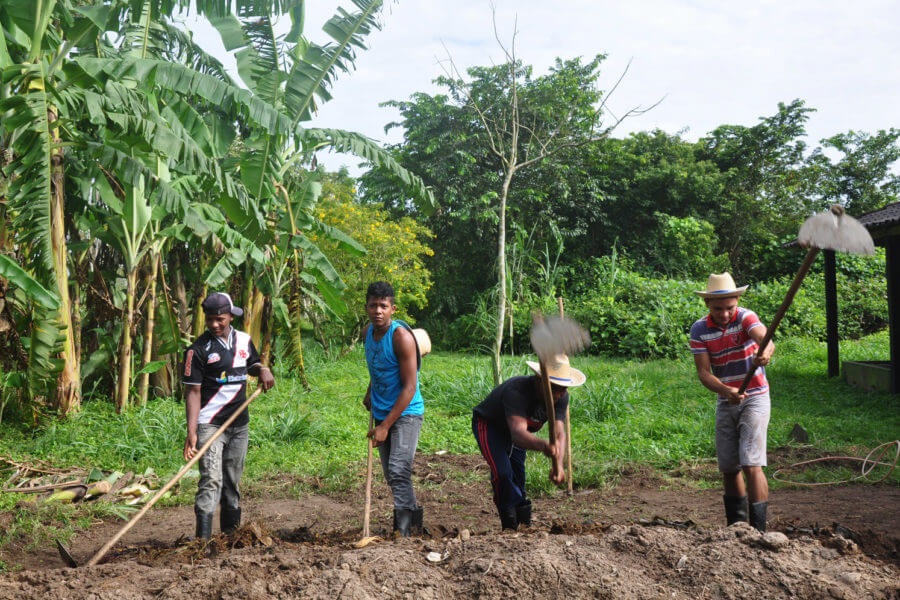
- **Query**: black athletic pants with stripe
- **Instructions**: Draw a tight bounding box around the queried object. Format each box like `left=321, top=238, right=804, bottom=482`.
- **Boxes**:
left=472, top=413, right=527, bottom=512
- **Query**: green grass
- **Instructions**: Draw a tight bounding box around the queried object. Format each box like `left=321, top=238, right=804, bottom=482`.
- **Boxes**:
left=0, top=332, right=897, bottom=566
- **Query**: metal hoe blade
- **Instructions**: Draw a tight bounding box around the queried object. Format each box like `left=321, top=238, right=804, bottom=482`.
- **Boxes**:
left=529, top=316, right=590, bottom=362
left=798, top=204, right=874, bottom=256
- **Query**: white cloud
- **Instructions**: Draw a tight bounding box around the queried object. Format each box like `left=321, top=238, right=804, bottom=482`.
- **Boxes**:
left=188, top=0, right=900, bottom=173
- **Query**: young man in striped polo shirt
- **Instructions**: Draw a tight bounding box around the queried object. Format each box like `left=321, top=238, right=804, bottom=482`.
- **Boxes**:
left=689, top=273, right=774, bottom=531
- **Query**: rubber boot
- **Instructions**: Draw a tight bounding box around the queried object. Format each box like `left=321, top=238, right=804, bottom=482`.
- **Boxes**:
left=411, top=506, right=424, bottom=536
left=515, top=500, right=532, bottom=527
left=220, top=506, right=241, bottom=534
left=393, top=508, right=413, bottom=537
left=195, top=509, right=213, bottom=540
left=723, top=494, right=748, bottom=526
left=499, top=508, right=518, bottom=531
left=749, top=501, right=767, bottom=532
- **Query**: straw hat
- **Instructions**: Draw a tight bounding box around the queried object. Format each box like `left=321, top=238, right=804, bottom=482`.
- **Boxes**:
left=525, top=354, right=586, bottom=387
left=693, top=272, right=748, bottom=298
left=411, top=328, right=432, bottom=356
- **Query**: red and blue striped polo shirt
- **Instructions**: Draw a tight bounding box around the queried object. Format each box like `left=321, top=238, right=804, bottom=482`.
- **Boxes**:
left=689, top=307, right=768, bottom=399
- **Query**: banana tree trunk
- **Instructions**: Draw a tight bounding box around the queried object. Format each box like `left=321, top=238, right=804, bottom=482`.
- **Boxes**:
left=49, top=105, right=80, bottom=414
left=246, top=286, right=264, bottom=344
left=290, top=289, right=310, bottom=391
left=137, top=252, right=160, bottom=405
left=260, top=294, right=273, bottom=367
left=115, top=269, right=137, bottom=413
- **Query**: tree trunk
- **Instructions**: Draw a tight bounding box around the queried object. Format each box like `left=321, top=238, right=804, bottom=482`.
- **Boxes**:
left=171, top=254, right=190, bottom=335
left=246, top=286, right=264, bottom=345
left=491, top=168, right=515, bottom=386
left=115, top=269, right=137, bottom=413
left=137, top=252, right=160, bottom=405
left=48, top=105, right=80, bottom=415
left=260, top=294, right=273, bottom=366
left=290, top=291, right=311, bottom=391
left=191, top=252, right=209, bottom=340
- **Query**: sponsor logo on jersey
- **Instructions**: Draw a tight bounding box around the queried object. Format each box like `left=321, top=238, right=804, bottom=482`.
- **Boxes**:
left=238, top=349, right=248, bottom=359
left=185, top=350, right=193, bottom=376
left=207, top=352, right=220, bottom=364
left=216, top=371, right=227, bottom=383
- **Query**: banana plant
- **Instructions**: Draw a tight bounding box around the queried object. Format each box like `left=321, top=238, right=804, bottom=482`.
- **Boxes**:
left=206, top=0, right=435, bottom=374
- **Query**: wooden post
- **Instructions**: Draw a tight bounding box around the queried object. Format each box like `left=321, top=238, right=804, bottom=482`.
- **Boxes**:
left=824, top=250, right=840, bottom=378
left=558, top=297, right=574, bottom=494
left=886, top=237, right=900, bottom=394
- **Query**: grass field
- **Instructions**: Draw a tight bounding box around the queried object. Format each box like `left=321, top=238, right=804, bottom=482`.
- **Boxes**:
left=0, top=331, right=897, bottom=557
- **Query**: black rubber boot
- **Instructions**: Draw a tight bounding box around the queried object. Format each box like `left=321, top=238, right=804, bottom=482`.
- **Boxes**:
left=411, top=506, right=424, bottom=536
left=499, top=508, right=518, bottom=531
left=723, top=494, right=748, bottom=526
left=515, top=500, right=532, bottom=527
left=749, top=501, right=767, bottom=532
left=220, top=506, right=241, bottom=534
left=393, top=508, right=413, bottom=537
left=195, top=510, right=214, bottom=540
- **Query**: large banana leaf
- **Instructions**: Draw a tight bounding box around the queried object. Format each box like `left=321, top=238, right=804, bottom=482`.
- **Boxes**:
left=284, top=0, right=383, bottom=126
left=0, top=255, right=60, bottom=309
left=302, top=127, right=436, bottom=214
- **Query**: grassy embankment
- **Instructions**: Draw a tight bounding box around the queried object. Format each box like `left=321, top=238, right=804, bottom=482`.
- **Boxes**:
left=0, top=332, right=897, bottom=562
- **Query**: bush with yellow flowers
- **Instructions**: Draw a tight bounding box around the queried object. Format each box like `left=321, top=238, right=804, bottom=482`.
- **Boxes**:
left=309, top=177, right=434, bottom=347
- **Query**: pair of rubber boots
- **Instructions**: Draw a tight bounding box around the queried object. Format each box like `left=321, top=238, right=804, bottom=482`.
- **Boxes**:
left=195, top=505, right=241, bottom=540
left=724, top=494, right=767, bottom=532
left=499, top=499, right=532, bottom=531
left=392, top=506, right=424, bottom=537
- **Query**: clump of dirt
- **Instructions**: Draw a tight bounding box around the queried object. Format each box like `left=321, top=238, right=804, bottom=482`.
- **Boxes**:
left=1, top=521, right=896, bottom=600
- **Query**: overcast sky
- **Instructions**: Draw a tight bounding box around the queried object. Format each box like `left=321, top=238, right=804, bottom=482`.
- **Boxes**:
left=186, top=0, right=899, bottom=174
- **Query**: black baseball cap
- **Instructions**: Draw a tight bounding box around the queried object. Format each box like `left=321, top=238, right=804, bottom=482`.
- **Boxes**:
left=201, top=292, right=243, bottom=317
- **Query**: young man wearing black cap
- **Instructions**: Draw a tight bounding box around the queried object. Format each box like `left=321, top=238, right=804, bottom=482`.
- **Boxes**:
left=183, top=292, right=274, bottom=539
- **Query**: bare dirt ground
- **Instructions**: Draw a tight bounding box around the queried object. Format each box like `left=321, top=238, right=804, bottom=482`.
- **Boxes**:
left=0, top=453, right=897, bottom=599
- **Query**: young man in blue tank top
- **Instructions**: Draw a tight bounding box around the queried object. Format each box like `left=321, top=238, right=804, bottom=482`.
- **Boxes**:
left=362, top=281, right=425, bottom=537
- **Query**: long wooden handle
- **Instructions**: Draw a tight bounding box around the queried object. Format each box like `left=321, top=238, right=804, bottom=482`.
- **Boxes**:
left=85, top=387, right=263, bottom=567
left=540, top=363, right=557, bottom=447
left=737, top=247, right=819, bottom=394
left=558, top=297, right=573, bottom=493
left=362, top=411, right=375, bottom=538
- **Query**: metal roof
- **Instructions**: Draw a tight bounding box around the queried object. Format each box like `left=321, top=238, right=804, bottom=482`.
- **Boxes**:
left=855, top=201, right=900, bottom=232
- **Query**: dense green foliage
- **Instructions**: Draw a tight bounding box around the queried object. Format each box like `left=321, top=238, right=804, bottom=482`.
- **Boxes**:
left=430, top=248, right=888, bottom=358
left=362, top=62, right=898, bottom=347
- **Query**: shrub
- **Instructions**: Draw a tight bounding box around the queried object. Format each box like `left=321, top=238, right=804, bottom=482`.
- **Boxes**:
left=433, top=251, right=888, bottom=357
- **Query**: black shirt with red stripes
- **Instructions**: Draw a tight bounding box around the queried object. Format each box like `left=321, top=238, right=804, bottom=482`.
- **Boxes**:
left=473, top=375, right=568, bottom=432
left=183, top=327, right=261, bottom=427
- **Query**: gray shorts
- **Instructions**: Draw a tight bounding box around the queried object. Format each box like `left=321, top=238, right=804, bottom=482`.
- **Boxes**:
left=715, top=393, right=770, bottom=472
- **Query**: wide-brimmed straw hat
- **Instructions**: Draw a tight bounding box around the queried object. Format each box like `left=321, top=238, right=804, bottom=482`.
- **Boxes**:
left=525, top=354, right=586, bottom=387
left=411, top=328, right=431, bottom=356
left=693, top=272, right=748, bottom=299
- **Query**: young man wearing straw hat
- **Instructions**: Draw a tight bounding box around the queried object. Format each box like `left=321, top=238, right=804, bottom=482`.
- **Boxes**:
left=472, top=355, right=584, bottom=530
left=183, top=292, right=275, bottom=539
left=690, top=272, right=774, bottom=531
left=362, top=281, right=430, bottom=537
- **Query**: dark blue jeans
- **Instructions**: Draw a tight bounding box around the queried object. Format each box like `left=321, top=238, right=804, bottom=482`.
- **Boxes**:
left=472, top=413, right=527, bottom=512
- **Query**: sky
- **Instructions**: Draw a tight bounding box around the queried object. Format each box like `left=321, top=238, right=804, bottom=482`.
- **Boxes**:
left=185, top=0, right=900, bottom=174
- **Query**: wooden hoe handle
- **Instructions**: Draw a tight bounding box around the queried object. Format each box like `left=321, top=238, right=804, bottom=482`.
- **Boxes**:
left=85, top=387, right=263, bottom=567
left=738, top=247, right=820, bottom=394
left=362, top=411, right=375, bottom=538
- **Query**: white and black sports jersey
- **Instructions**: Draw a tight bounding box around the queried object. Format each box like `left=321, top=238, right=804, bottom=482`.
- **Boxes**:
left=183, top=328, right=261, bottom=427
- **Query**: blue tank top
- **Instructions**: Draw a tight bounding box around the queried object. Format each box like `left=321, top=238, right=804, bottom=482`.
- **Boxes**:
left=365, top=320, right=424, bottom=420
